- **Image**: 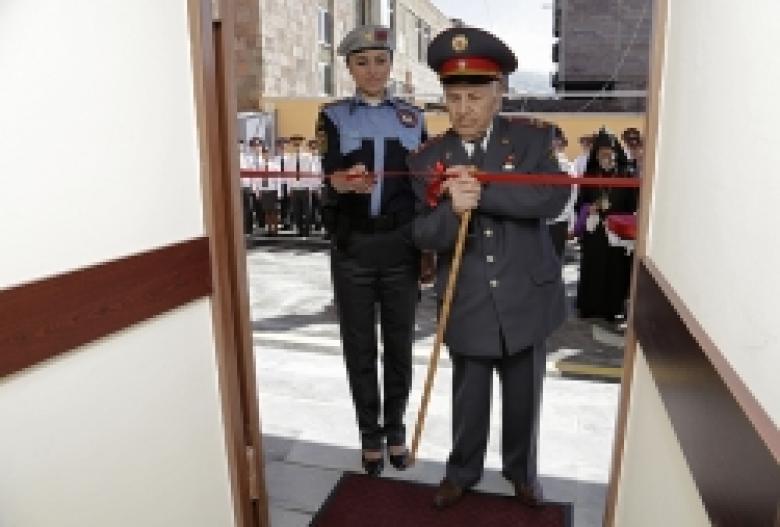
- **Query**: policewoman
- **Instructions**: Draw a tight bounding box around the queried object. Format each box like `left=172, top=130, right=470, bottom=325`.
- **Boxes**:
left=316, top=25, right=426, bottom=476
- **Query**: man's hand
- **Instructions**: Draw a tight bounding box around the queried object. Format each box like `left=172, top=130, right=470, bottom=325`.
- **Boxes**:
left=443, top=165, right=481, bottom=215
left=330, top=163, right=374, bottom=194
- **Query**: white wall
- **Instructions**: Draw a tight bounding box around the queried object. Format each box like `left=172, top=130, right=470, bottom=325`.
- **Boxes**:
left=614, top=348, right=711, bottom=527
left=0, top=1, right=236, bottom=526
left=0, top=301, right=235, bottom=527
left=0, top=0, right=206, bottom=285
left=646, top=0, right=780, bottom=424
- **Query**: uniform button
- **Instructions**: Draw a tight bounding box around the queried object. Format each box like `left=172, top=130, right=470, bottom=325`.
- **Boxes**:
left=484, top=229, right=493, bottom=238
left=486, top=255, right=495, bottom=263
left=490, top=279, right=499, bottom=288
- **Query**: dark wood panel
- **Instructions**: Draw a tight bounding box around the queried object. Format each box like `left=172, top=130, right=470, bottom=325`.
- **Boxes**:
left=0, top=237, right=211, bottom=377
left=635, top=260, right=780, bottom=527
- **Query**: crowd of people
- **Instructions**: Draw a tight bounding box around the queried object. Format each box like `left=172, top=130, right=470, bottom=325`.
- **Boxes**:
left=238, top=135, right=325, bottom=237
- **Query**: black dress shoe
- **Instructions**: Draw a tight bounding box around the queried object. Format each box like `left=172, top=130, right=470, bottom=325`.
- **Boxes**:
left=433, top=479, right=464, bottom=509
left=511, top=481, right=544, bottom=508
left=361, top=452, right=384, bottom=477
left=387, top=446, right=410, bottom=470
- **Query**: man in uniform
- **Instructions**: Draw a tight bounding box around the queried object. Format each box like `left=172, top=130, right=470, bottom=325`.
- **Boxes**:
left=408, top=26, right=569, bottom=509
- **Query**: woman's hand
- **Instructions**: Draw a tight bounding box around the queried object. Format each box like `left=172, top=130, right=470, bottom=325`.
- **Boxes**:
left=330, top=163, right=374, bottom=194
left=443, top=165, right=481, bottom=215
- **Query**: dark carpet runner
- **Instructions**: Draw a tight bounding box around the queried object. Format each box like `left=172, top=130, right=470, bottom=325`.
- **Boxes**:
left=310, top=473, right=572, bottom=527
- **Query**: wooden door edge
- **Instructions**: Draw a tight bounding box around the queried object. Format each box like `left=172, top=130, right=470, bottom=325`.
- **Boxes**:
left=602, top=0, right=670, bottom=525
left=188, top=0, right=269, bottom=526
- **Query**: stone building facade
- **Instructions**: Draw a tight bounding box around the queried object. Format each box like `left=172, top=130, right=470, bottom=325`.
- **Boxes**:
left=233, top=0, right=451, bottom=110
left=552, top=0, right=652, bottom=92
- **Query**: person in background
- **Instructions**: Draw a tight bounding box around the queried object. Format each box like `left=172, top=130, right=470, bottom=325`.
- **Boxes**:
left=575, top=129, right=639, bottom=324
left=260, top=144, right=281, bottom=236
left=307, top=139, right=324, bottom=233
left=572, top=133, right=594, bottom=176
left=546, top=126, right=578, bottom=260
left=315, top=24, right=427, bottom=476
left=277, top=138, right=292, bottom=231
left=247, top=137, right=265, bottom=232
left=238, top=139, right=257, bottom=235
left=288, top=134, right=312, bottom=237
left=622, top=127, right=644, bottom=177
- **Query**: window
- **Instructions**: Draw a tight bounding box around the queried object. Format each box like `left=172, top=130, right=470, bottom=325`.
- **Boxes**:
left=388, top=0, right=396, bottom=30
left=319, top=62, right=334, bottom=96
left=417, top=20, right=430, bottom=62
left=318, top=2, right=334, bottom=95
left=356, top=0, right=373, bottom=26
left=318, top=5, right=333, bottom=46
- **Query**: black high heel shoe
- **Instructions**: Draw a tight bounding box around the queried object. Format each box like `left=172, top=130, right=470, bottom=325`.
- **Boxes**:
left=387, top=445, right=410, bottom=470
left=361, top=451, right=384, bottom=476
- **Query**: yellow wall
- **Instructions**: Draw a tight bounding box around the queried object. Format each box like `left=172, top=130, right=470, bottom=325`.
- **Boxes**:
left=263, top=97, right=644, bottom=159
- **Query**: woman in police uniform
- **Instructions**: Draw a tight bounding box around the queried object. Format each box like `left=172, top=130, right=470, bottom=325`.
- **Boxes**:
left=316, top=25, right=426, bottom=476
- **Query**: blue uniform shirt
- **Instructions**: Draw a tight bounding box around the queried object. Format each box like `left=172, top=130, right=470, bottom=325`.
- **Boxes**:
left=319, top=95, right=426, bottom=217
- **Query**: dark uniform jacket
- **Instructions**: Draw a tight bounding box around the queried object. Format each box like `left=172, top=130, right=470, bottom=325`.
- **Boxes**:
left=408, top=116, right=569, bottom=358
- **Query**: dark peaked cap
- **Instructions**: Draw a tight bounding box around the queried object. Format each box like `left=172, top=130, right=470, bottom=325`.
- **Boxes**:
left=427, top=27, right=517, bottom=83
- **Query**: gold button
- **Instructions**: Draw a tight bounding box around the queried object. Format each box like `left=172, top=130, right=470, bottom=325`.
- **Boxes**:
left=484, top=229, right=493, bottom=238
left=486, top=255, right=495, bottom=263
left=490, top=279, right=498, bottom=288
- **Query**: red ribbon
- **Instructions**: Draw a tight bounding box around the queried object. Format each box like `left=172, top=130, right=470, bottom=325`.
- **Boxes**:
left=425, top=162, right=447, bottom=208
left=239, top=169, right=641, bottom=188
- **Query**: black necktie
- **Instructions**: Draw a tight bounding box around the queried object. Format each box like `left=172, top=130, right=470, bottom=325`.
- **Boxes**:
left=468, top=138, right=486, bottom=167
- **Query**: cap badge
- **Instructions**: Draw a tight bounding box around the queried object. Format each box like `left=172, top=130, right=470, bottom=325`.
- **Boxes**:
left=452, top=34, right=469, bottom=52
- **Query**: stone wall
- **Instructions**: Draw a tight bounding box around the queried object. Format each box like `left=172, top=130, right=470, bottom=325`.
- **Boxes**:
left=234, top=0, right=263, bottom=110
left=233, top=0, right=450, bottom=108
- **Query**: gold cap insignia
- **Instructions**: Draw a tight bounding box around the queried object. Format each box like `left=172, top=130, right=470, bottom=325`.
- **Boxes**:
left=452, top=34, right=468, bottom=52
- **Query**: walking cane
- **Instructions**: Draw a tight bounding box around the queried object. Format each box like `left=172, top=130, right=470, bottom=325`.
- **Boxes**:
left=409, top=208, right=472, bottom=465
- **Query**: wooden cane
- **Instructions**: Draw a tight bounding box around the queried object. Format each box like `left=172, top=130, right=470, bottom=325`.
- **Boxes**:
left=409, top=208, right=472, bottom=465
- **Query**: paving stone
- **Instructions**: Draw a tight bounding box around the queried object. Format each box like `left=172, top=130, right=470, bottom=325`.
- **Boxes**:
left=269, top=506, right=312, bottom=527
left=264, top=461, right=342, bottom=514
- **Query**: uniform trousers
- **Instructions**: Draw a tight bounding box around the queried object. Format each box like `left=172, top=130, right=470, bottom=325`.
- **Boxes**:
left=446, top=342, right=546, bottom=489
left=290, top=188, right=311, bottom=236
left=331, top=224, right=419, bottom=450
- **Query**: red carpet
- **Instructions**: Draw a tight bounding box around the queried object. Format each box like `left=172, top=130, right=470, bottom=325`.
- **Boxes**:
left=310, top=473, right=572, bottom=527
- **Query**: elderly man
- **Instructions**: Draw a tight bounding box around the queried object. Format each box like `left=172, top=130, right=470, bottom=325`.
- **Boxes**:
left=408, top=27, right=569, bottom=509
